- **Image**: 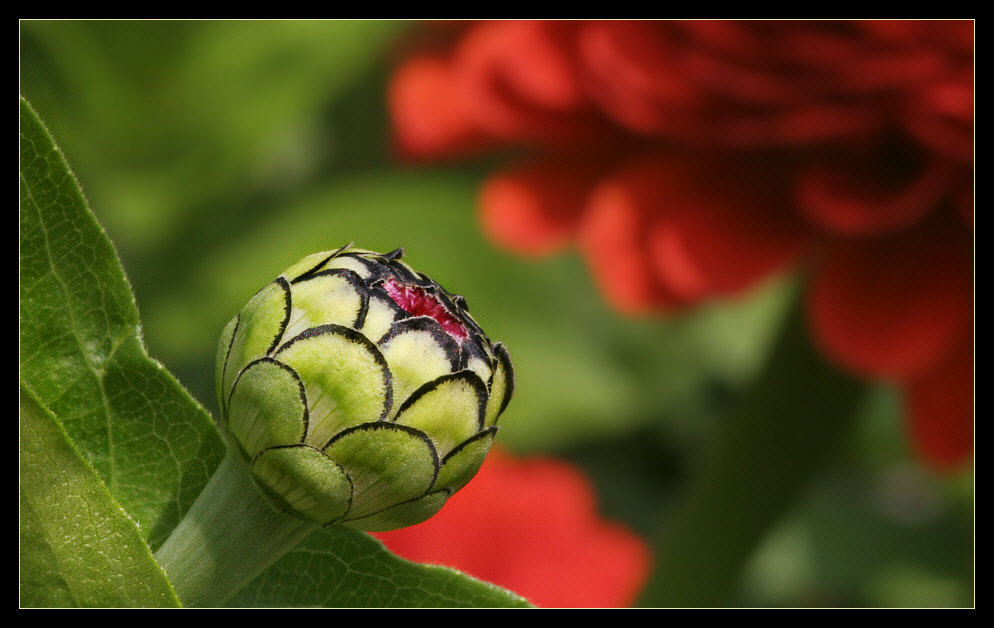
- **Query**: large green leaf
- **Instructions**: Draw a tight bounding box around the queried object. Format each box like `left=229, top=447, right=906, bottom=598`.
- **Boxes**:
left=229, top=526, right=532, bottom=608
left=19, top=385, right=181, bottom=608
left=19, top=96, right=225, bottom=549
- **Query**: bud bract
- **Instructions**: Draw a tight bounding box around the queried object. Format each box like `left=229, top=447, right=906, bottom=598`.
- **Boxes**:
left=216, top=246, right=513, bottom=531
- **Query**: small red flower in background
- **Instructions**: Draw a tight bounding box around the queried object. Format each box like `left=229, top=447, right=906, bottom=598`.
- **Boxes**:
left=373, top=448, right=652, bottom=608
left=388, top=20, right=974, bottom=471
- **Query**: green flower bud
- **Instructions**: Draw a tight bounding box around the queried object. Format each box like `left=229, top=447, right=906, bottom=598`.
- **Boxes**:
left=215, top=245, right=514, bottom=531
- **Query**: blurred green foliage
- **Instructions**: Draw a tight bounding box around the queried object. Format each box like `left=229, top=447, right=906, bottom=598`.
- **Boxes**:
left=20, top=20, right=973, bottom=607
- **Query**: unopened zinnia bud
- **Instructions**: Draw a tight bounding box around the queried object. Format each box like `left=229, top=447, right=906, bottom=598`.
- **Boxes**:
left=215, top=245, right=514, bottom=531
left=155, top=245, right=514, bottom=606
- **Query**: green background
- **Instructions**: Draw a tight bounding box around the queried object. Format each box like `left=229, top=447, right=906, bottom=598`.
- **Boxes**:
left=20, top=20, right=974, bottom=607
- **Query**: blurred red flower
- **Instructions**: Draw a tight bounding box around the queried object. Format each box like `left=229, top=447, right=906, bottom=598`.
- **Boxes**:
left=373, top=448, right=652, bottom=608
left=388, top=20, right=974, bottom=471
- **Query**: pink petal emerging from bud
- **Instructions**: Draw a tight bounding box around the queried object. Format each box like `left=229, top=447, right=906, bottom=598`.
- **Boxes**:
left=383, top=277, right=468, bottom=340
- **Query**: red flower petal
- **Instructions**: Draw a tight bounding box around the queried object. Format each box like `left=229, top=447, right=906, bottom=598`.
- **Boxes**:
left=905, top=329, right=974, bottom=471
left=481, top=20, right=585, bottom=111
left=577, top=160, right=688, bottom=314
left=796, top=148, right=957, bottom=237
left=805, top=213, right=973, bottom=379
left=903, top=71, right=975, bottom=165
left=714, top=103, right=883, bottom=150
left=452, top=21, right=609, bottom=147
left=373, top=448, right=652, bottom=608
left=577, top=21, right=887, bottom=148
left=955, top=185, right=974, bottom=230
left=643, top=158, right=810, bottom=301
left=576, top=21, right=701, bottom=137
left=388, top=54, right=493, bottom=160
left=479, top=161, right=602, bottom=258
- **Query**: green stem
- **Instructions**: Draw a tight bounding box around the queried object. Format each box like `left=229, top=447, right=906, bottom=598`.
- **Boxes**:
left=639, top=298, right=867, bottom=607
left=155, top=444, right=319, bottom=607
